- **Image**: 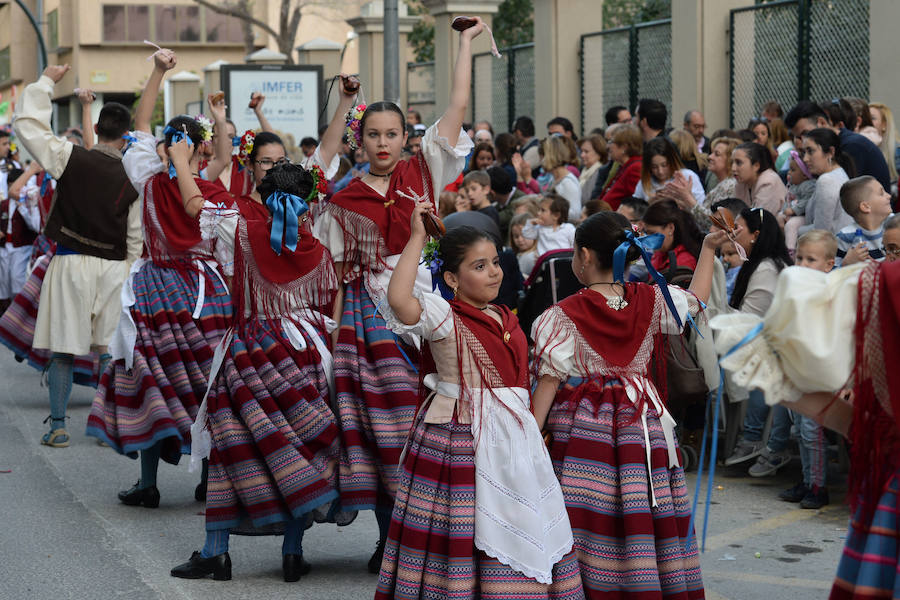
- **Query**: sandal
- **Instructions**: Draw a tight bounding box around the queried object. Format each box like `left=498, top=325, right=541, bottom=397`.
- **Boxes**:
left=41, top=428, right=70, bottom=448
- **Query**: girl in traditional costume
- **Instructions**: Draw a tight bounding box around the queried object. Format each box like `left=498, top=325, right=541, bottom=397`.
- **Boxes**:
left=314, top=19, right=478, bottom=570
left=170, top=162, right=342, bottom=582
left=531, top=211, right=725, bottom=599
left=376, top=201, right=584, bottom=599
left=86, top=49, right=233, bottom=506
left=711, top=259, right=900, bottom=600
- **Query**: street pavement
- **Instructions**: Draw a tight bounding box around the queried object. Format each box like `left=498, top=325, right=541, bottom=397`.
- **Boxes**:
left=0, top=349, right=846, bottom=599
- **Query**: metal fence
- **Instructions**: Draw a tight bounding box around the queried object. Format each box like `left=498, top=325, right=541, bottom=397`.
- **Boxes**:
left=730, top=0, right=870, bottom=128
left=580, top=19, right=672, bottom=135
left=471, top=43, right=535, bottom=134
left=406, top=61, right=436, bottom=125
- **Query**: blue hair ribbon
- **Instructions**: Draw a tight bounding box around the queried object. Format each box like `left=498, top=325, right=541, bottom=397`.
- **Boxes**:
left=163, top=125, right=192, bottom=179
left=121, top=133, right=138, bottom=153
left=612, top=230, right=683, bottom=330
left=265, top=190, right=308, bottom=255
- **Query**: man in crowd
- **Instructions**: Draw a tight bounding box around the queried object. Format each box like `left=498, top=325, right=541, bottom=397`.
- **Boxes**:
left=513, top=115, right=541, bottom=171
left=634, top=98, right=668, bottom=141
left=605, top=105, right=632, bottom=126
left=547, top=116, right=575, bottom=138
left=683, top=109, right=709, bottom=153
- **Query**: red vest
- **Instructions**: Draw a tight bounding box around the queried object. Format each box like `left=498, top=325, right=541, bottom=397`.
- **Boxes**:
left=0, top=199, right=38, bottom=248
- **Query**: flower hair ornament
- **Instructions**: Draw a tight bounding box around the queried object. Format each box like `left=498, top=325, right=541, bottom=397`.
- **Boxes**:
left=237, top=130, right=255, bottom=167
left=194, top=114, right=213, bottom=144
left=422, top=238, right=443, bottom=274
left=345, top=103, right=367, bottom=151
left=307, top=164, right=328, bottom=203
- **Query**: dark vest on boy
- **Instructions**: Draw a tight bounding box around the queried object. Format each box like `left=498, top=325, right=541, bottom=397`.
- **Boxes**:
left=44, top=144, right=138, bottom=261
left=0, top=199, right=38, bottom=248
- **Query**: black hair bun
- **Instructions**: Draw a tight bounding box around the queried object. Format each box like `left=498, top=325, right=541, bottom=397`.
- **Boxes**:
left=256, top=162, right=314, bottom=204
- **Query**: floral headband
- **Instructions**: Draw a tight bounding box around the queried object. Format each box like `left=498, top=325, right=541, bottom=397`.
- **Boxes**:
left=237, top=130, right=255, bottom=167
left=345, top=103, right=367, bottom=151
left=194, top=114, right=213, bottom=144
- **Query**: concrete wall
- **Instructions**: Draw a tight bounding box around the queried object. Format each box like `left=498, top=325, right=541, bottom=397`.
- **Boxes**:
left=869, top=0, right=900, bottom=127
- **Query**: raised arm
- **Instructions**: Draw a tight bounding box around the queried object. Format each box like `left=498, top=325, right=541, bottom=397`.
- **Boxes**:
left=76, top=88, right=95, bottom=149
left=689, top=229, right=729, bottom=304
left=11, top=65, right=73, bottom=179
left=250, top=93, right=275, bottom=133
left=135, top=49, right=177, bottom=134
left=168, top=136, right=204, bottom=218
left=203, top=92, right=231, bottom=182
left=436, top=18, right=484, bottom=142
left=317, top=75, right=358, bottom=169
left=7, top=161, right=42, bottom=200
left=387, top=200, right=431, bottom=325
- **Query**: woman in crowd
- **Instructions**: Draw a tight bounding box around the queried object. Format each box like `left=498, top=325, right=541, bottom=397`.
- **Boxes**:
left=670, top=129, right=708, bottom=181
left=635, top=137, right=705, bottom=207
left=732, top=142, right=787, bottom=214
left=314, top=18, right=480, bottom=572
left=641, top=199, right=704, bottom=274
left=531, top=210, right=725, bottom=598
left=577, top=133, right=608, bottom=212
left=748, top=117, right=777, bottom=163
left=539, top=135, right=582, bottom=222
left=594, top=124, right=643, bottom=211
left=493, top=132, right=519, bottom=186
left=869, top=101, right=898, bottom=183
left=800, top=128, right=855, bottom=234
left=470, top=142, right=495, bottom=172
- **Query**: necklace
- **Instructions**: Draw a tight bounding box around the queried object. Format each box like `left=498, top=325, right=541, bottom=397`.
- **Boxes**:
left=587, top=282, right=629, bottom=311
left=368, top=169, right=394, bottom=178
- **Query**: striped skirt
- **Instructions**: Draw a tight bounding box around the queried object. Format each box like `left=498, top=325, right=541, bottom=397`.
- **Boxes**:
left=830, top=471, right=900, bottom=599
left=205, top=318, right=340, bottom=533
left=0, top=253, right=99, bottom=386
left=375, top=416, right=586, bottom=600
left=546, top=379, right=704, bottom=599
left=86, top=261, right=231, bottom=463
left=334, top=279, right=419, bottom=511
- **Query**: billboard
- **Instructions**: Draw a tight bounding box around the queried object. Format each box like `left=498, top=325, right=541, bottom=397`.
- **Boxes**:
left=221, top=64, right=323, bottom=140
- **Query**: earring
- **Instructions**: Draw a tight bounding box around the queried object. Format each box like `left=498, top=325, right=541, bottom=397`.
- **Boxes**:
left=580, top=264, right=585, bottom=277
left=452, top=286, right=458, bottom=298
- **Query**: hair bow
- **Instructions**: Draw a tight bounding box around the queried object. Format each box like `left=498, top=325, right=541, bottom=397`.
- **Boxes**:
left=612, top=229, right=683, bottom=330
left=265, top=190, right=309, bottom=255
left=163, top=125, right=192, bottom=179
left=121, top=133, right=138, bottom=154
left=788, top=150, right=812, bottom=179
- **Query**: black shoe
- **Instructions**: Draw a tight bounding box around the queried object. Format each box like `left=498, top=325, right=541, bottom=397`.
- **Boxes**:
left=118, top=481, right=160, bottom=508
left=778, top=481, right=809, bottom=503
left=171, top=551, right=232, bottom=580
left=195, top=481, right=207, bottom=502
left=800, top=485, right=830, bottom=509
left=14, top=354, right=24, bottom=363
left=367, top=539, right=385, bottom=574
left=282, top=554, right=311, bottom=582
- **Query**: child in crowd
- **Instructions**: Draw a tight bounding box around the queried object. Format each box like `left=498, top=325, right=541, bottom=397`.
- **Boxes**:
left=508, top=212, right=538, bottom=279
left=836, top=175, right=894, bottom=265
left=884, top=213, right=900, bottom=263
left=462, top=169, right=500, bottom=227
left=510, top=194, right=541, bottom=217
left=777, top=229, right=838, bottom=509
left=521, top=192, right=575, bottom=256
left=721, top=241, right=743, bottom=303
left=454, top=185, right=471, bottom=212
left=438, top=190, right=457, bottom=218
left=778, top=151, right=816, bottom=253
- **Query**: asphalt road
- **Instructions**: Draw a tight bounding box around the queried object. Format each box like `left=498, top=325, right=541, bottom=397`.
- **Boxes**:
left=0, top=349, right=846, bottom=599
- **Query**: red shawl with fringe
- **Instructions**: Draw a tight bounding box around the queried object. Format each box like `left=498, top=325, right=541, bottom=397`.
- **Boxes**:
left=849, top=260, right=900, bottom=519
left=449, top=300, right=529, bottom=389
left=144, top=172, right=234, bottom=263
left=327, top=152, right=435, bottom=271
left=232, top=203, right=337, bottom=329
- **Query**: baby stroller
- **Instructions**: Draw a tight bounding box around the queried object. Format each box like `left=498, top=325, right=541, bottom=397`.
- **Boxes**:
left=517, top=249, right=583, bottom=341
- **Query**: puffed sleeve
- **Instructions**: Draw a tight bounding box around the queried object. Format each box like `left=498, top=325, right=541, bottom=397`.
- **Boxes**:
left=313, top=208, right=345, bottom=262
left=383, top=288, right=454, bottom=342
left=421, top=119, right=474, bottom=201
left=210, top=209, right=239, bottom=277
left=302, top=145, right=341, bottom=180
left=710, top=264, right=862, bottom=406
left=659, top=285, right=704, bottom=335
left=531, top=306, right=577, bottom=380
left=122, top=130, right=165, bottom=195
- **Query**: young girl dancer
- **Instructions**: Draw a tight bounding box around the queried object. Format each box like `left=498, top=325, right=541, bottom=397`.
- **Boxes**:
left=170, top=162, right=341, bottom=582
left=377, top=203, right=584, bottom=599
left=531, top=211, right=724, bottom=599
left=87, top=49, right=233, bottom=505
left=314, top=18, right=479, bottom=570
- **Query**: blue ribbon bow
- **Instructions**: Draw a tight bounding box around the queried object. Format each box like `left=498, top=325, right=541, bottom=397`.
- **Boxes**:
left=265, top=190, right=309, bottom=255
left=163, top=125, right=192, bottom=179
left=612, top=230, right=683, bottom=330
left=121, top=133, right=138, bottom=154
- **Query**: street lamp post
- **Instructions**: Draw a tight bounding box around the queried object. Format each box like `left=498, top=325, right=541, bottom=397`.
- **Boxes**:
left=383, top=0, right=399, bottom=104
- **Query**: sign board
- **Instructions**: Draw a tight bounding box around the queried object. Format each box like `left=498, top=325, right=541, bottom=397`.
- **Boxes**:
left=221, top=64, right=322, bottom=141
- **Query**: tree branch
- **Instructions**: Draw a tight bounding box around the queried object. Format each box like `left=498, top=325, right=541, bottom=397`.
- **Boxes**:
left=192, top=0, right=279, bottom=40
